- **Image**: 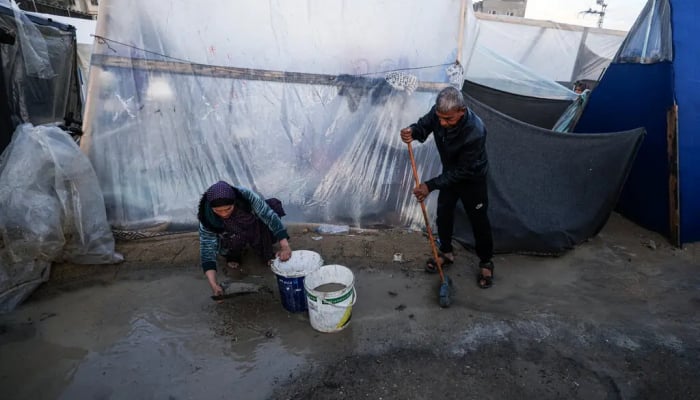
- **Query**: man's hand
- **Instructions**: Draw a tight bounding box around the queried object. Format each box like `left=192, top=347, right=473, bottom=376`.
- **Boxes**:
left=276, top=239, right=292, bottom=261
left=400, top=127, right=413, bottom=143
left=413, top=183, right=430, bottom=202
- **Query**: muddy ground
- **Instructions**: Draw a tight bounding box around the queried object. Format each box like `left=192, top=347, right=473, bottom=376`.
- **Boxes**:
left=1, top=213, right=699, bottom=400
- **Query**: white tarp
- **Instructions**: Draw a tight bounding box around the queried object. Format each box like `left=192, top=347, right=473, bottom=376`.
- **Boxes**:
left=472, top=14, right=627, bottom=84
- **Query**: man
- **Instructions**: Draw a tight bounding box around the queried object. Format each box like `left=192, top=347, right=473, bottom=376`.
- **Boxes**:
left=400, top=86, right=495, bottom=289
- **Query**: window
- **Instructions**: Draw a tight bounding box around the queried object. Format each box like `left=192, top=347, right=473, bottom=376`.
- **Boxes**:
left=91, top=0, right=98, bottom=5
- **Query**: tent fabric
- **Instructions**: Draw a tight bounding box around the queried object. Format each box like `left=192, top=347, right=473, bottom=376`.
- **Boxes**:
left=614, top=0, right=672, bottom=63
left=456, top=3, right=581, bottom=100
left=0, top=49, right=10, bottom=152
left=80, top=0, right=646, bottom=253
left=575, top=0, right=699, bottom=243
left=575, top=62, right=673, bottom=236
left=571, top=43, right=612, bottom=83
left=83, top=67, right=446, bottom=230
left=80, top=0, right=466, bottom=230
left=672, top=0, right=700, bottom=243
left=26, top=12, right=97, bottom=102
left=456, top=95, right=645, bottom=255
left=463, top=43, right=578, bottom=101
left=80, top=0, right=571, bottom=232
left=462, top=80, right=573, bottom=129
left=552, top=89, right=591, bottom=133
left=473, top=14, right=627, bottom=85
left=0, top=3, right=82, bottom=153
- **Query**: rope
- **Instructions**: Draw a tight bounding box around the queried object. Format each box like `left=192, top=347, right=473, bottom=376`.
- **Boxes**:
left=92, top=34, right=455, bottom=78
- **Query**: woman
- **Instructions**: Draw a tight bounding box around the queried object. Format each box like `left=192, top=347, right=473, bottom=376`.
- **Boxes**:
left=198, top=181, right=292, bottom=298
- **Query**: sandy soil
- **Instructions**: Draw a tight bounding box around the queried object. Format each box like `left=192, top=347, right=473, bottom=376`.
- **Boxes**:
left=1, top=213, right=699, bottom=400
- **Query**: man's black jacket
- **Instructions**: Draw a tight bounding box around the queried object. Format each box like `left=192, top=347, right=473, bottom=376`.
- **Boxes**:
left=410, top=105, right=488, bottom=191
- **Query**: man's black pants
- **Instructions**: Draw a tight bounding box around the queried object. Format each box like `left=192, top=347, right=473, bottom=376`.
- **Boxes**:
left=436, top=179, right=493, bottom=263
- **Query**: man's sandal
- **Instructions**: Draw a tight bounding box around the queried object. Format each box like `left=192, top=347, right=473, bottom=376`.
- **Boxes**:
left=425, top=253, right=454, bottom=273
left=477, top=261, right=495, bottom=289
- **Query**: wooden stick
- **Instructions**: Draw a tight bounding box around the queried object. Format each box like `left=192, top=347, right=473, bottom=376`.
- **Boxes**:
left=457, top=0, right=467, bottom=64
left=90, top=54, right=450, bottom=92
left=667, top=104, right=680, bottom=247
left=407, top=141, right=445, bottom=282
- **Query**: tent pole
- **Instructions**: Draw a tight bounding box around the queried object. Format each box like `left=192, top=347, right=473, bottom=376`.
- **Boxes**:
left=457, top=0, right=467, bottom=64
left=89, top=54, right=450, bottom=92
left=667, top=104, right=680, bottom=247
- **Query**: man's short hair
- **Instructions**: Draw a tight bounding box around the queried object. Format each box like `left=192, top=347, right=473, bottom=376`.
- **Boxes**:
left=436, top=86, right=467, bottom=114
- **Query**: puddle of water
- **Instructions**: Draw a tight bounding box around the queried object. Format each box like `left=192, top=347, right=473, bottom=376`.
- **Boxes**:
left=1, top=273, right=308, bottom=400
left=0, top=268, right=544, bottom=399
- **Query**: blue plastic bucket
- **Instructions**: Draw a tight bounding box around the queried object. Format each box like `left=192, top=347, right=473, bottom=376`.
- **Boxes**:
left=271, top=250, right=323, bottom=313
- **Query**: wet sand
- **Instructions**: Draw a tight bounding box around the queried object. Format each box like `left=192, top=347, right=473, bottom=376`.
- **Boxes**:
left=1, top=213, right=699, bottom=399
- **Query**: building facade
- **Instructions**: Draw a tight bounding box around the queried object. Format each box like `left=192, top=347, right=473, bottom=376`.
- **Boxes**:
left=72, top=0, right=99, bottom=17
left=18, top=0, right=97, bottom=19
left=474, top=0, right=527, bottom=17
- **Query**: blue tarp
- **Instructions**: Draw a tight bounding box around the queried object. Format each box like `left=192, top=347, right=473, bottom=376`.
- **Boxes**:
left=672, top=1, right=700, bottom=243
left=575, top=62, right=673, bottom=236
left=575, top=0, right=699, bottom=243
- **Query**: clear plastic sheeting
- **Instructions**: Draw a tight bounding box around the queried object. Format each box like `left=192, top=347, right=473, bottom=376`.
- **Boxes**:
left=0, top=124, right=122, bottom=312
left=470, top=14, right=627, bottom=85
left=552, top=90, right=591, bottom=133
left=460, top=6, right=580, bottom=100
left=465, top=44, right=578, bottom=100
left=614, top=0, right=672, bottom=64
left=85, top=69, right=441, bottom=229
left=92, top=0, right=461, bottom=82
left=81, top=0, right=466, bottom=231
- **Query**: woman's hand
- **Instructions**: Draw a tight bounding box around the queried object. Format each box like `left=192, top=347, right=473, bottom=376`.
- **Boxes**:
left=211, top=282, right=224, bottom=296
left=276, top=239, right=292, bottom=261
left=206, top=270, right=224, bottom=303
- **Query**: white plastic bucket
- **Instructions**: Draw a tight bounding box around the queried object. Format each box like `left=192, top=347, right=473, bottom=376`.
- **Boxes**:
left=303, top=264, right=356, bottom=333
left=271, top=250, right=323, bottom=313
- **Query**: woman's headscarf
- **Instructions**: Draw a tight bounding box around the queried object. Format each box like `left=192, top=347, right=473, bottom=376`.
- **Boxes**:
left=205, top=181, right=236, bottom=208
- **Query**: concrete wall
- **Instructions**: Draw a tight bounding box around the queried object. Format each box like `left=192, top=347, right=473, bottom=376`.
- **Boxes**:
left=479, top=0, right=527, bottom=17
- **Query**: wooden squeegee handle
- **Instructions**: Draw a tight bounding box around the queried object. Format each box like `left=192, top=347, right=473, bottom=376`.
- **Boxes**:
left=407, top=141, right=445, bottom=281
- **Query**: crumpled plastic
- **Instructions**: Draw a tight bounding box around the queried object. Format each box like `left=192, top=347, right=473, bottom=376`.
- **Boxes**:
left=0, top=123, right=123, bottom=312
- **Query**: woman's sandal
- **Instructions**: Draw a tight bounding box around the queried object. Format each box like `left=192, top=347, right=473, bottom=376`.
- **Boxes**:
left=477, top=261, right=495, bottom=289
left=425, top=253, right=454, bottom=273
